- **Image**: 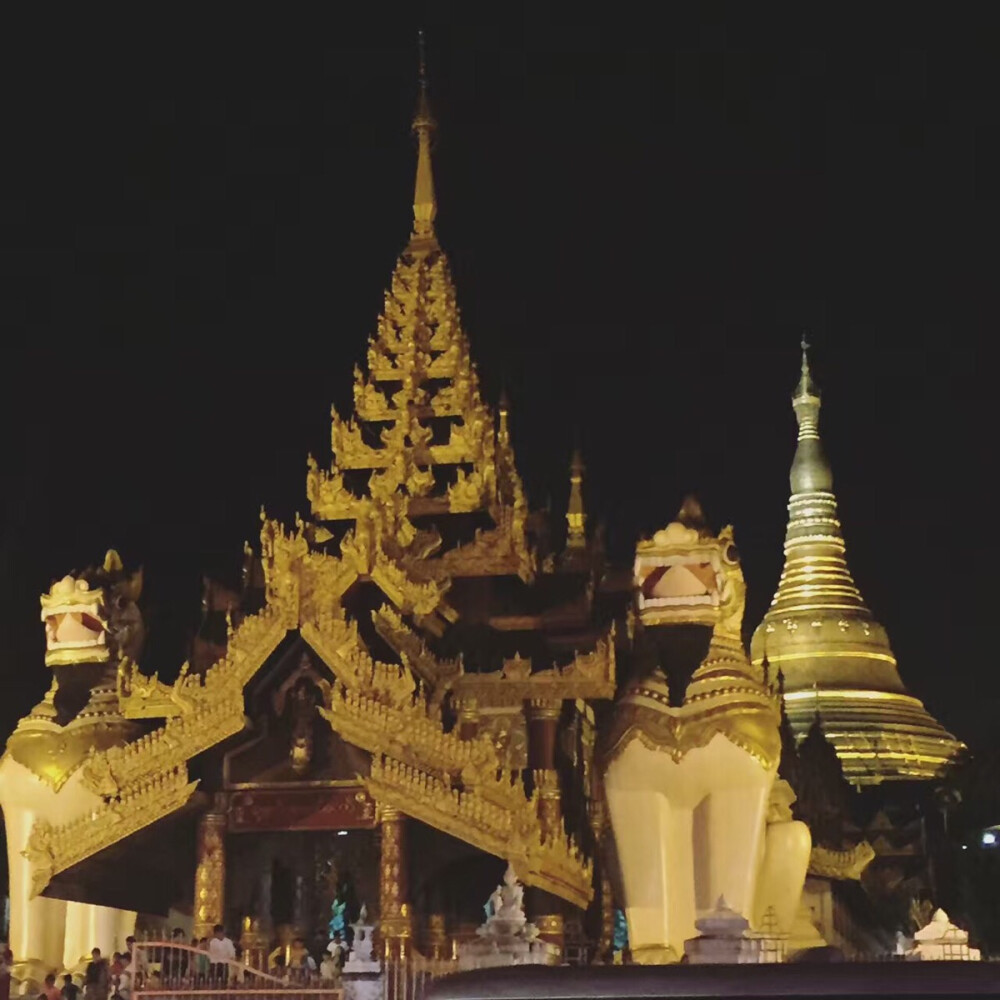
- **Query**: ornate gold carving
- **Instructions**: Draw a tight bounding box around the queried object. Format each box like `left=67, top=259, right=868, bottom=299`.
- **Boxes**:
left=319, top=678, right=497, bottom=777
left=307, top=456, right=367, bottom=520
left=194, top=811, right=227, bottom=939
left=81, top=605, right=287, bottom=800
left=533, top=769, right=562, bottom=840
left=603, top=683, right=780, bottom=771
left=432, top=505, right=535, bottom=583
left=371, top=606, right=463, bottom=694
left=452, top=631, right=616, bottom=708
left=478, top=708, right=528, bottom=771
left=808, top=840, right=876, bottom=881
left=379, top=808, right=412, bottom=944
left=446, top=468, right=486, bottom=513
left=24, top=766, right=198, bottom=897
left=6, top=716, right=136, bottom=792
left=365, top=755, right=593, bottom=910
left=370, top=554, right=446, bottom=617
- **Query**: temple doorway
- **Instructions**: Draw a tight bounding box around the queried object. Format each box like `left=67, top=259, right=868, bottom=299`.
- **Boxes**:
left=225, top=828, right=379, bottom=955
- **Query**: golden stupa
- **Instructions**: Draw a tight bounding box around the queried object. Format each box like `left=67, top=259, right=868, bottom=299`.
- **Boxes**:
left=750, top=341, right=962, bottom=784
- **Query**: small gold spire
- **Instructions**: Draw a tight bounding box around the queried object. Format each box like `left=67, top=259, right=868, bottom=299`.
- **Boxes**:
left=789, top=336, right=831, bottom=491
left=794, top=335, right=819, bottom=403
left=410, top=30, right=437, bottom=246
left=498, top=390, right=511, bottom=447
left=566, top=448, right=587, bottom=549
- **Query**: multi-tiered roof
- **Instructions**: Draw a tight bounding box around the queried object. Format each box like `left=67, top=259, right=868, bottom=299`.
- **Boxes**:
left=20, top=61, right=615, bottom=913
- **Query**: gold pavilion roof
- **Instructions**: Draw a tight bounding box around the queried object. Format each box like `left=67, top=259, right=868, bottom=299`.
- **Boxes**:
left=17, top=75, right=610, bottom=912
left=750, top=341, right=962, bottom=784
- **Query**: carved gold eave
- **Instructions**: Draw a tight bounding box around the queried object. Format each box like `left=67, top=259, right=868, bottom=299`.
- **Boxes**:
left=808, top=840, right=876, bottom=881
left=425, top=504, right=535, bottom=584
left=371, top=606, right=463, bottom=693
left=24, top=765, right=198, bottom=898
left=370, top=554, right=448, bottom=618
left=319, top=675, right=499, bottom=778
left=302, top=616, right=418, bottom=704
left=365, top=755, right=593, bottom=910
left=81, top=606, right=287, bottom=798
left=451, top=633, right=616, bottom=708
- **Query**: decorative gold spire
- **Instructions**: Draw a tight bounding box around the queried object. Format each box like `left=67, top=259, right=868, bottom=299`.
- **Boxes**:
left=566, top=448, right=587, bottom=549
left=751, top=342, right=962, bottom=784
left=790, top=336, right=832, bottom=494
left=411, top=30, right=437, bottom=247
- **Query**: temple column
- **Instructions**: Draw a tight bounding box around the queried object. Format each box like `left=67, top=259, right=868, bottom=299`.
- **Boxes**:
left=379, top=806, right=412, bottom=957
left=425, top=914, right=447, bottom=961
left=525, top=885, right=565, bottom=960
left=455, top=698, right=480, bottom=740
left=193, top=805, right=227, bottom=939
left=527, top=699, right=562, bottom=840
left=588, top=790, right=614, bottom=962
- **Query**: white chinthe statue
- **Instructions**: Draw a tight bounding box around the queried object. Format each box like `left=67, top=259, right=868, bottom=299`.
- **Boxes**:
left=603, top=503, right=811, bottom=963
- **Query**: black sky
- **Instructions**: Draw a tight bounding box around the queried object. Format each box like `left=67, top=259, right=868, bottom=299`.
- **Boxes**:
left=0, top=10, right=993, bottom=747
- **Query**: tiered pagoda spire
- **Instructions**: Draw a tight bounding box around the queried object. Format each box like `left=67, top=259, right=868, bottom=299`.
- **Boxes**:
left=566, top=448, right=587, bottom=549
left=411, top=30, right=437, bottom=247
left=750, top=340, right=961, bottom=784
left=304, top=42, right=534, bottom=603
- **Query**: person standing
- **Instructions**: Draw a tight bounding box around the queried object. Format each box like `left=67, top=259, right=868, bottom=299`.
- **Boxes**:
left=207, top=925, right=235, bottom=984
left=40, top=973, right=61, bottom=1000
left=0, top=951, right=13, bottom=1000
left=60, top=975, right=79, bottom=1000
left=83, top=949, right=109, bottom=1000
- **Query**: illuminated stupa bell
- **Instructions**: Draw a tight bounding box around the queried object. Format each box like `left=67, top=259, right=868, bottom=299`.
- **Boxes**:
left=750, top=340, right=962, bottom=784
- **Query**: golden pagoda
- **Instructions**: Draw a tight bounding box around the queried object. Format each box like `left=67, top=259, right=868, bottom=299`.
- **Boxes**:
left=750, top=340, right=962, bottom=784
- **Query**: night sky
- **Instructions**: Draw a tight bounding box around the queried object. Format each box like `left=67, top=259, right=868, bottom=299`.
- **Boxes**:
left=0, top=12, right=992, bottom=749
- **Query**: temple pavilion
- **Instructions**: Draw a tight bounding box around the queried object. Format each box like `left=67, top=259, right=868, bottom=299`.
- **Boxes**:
left=0, top=55, right=964, bottom=979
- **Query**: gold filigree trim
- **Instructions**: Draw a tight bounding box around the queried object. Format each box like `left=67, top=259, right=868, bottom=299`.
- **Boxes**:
left=365, top=755, right=593, bottom=909
left=808, top=841, right=876, bottom=881
left=25, top=766, right=198, bottom=897
left=452, top=631, right=616, bottom=707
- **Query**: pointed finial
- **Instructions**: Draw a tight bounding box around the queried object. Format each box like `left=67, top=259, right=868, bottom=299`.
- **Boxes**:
left=794, top=334, right=819, bottom=402
left=789, top=335, right=832, bottom=490
left=567, top=447, right=587, bottom=548
left=675, top=495, right=709, bottom=533
left=410, top=31, right=437, bottom=245
left=418, top=29, right=427, bottom=94
left=497, top=390, right=510, bottom=444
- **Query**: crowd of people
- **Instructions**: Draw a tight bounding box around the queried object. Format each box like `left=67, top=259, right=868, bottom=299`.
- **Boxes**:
left=0, top=922, right=348, bottom=999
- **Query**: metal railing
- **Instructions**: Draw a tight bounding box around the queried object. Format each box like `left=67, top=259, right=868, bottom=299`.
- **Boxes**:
left=132, top=943, right=342, bottom=1000
left=382, top=953, right=456, bottom=1000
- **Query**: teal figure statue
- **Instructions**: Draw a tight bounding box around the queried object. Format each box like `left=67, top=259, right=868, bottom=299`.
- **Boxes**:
left=613, top=909, right=628, bottom=952
left=328, top=898, right=347, bottom=940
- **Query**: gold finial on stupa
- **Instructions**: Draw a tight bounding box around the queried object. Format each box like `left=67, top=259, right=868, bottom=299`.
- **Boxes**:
left=566, top=447, right=587, bottom=549
left=789, top=336, right=831, bottom=492
left=794, top=334, right=819, bottom=404
left=498, top=389, right=511, bottom=447
left=410, top=30, right=437, bottom=246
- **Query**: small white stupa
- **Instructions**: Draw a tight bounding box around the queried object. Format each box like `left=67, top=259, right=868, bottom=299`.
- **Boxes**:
left=343, top=903, right=380, bottom=973
left=684, top=896, right=762, bottom=965
left=907, top=908, right=981, bottom=961
left=456, top=864, right=559, bottom=971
